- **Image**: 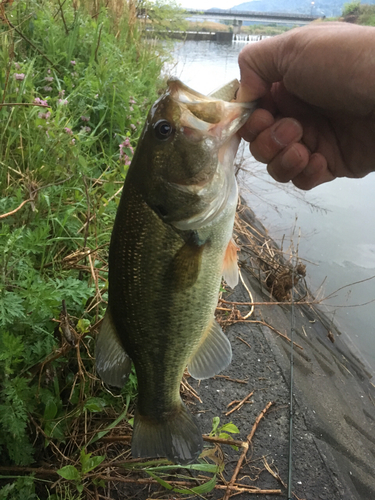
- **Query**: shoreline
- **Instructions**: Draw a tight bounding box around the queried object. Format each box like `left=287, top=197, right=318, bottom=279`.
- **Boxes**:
left=204, top=202, right=375, bottom=499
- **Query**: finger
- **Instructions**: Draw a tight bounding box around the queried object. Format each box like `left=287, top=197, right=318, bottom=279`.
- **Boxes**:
left=239, top=108, right=275, bottom=142
left=250, top=118, right=303, bottom=164
left=237, top=35, right=287, bottom=102
left=292, top=153, right=335, bottom=190
left=267, top=143, right=310, bottom=183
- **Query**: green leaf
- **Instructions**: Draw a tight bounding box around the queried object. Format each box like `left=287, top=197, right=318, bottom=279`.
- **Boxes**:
left=147, top=463, right=219, bottom=473
left=84, top=397, right=106, bottom=413
left=211, top=416, right=220, bottom=435
left=43, top=399, right=58, bottom=421
left=146, top=471, right=216, bottom=495
left=81, top=455, right=105, bottom=474
left=77, top=318, right=90, bottom=333
left=219, top=423, right=240, bottom=434
left=88, top=408, right=128, bottom=445
left=57, top=465, right=80, bottom=481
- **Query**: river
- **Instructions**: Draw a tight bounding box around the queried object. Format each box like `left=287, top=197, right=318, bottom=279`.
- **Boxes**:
left=166, top=39, right=375, bottom=376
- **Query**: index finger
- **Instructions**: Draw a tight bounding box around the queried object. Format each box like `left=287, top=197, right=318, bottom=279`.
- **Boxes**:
left=237, top=35, right=286, bottom=102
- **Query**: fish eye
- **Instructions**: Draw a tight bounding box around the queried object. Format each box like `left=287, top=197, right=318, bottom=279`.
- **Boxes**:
left=154, top=120, right=173, bottom=140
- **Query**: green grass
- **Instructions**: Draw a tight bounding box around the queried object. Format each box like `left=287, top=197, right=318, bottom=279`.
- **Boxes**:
left=0, top=1, right=179, bottom=498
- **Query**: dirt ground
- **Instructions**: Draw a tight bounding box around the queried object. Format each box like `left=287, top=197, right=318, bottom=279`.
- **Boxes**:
left=114, top=204, right=375, bottom=500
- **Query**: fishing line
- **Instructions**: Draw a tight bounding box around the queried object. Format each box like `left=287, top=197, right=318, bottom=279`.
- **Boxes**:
left=287, top=249, right=296, bottom=500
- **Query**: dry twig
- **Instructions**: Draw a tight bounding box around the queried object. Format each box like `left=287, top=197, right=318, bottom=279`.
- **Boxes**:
left=223, top=401, right=274, bottom=500
left=225, top=390, right=254, bottom=416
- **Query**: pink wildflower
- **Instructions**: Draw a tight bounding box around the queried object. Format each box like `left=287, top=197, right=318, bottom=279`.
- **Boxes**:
left=14, top=73, right=25, bottom=80
left=59, top=90, right=65, bottom=97
left=129, top=106, right=134, bottom=112
left=34, top=98, right=48, bottom=107
left=71, top=60, right=76, bottom=66
left=64, top=127, right=73, bottom=135
left=129, top=98, right=136, bottom=104
left=44, top=86, right=52, bottom=92
left=130, top=124, right=136, bottom=131
left=38, top=111, right=51, bottom=120
left=44, top=76, right=53, bottom=82
left=81, top=126, right=91, bottom=133
left=80, top=116, right=90, bottom=122
left=58, top=99, right=68, bottom=105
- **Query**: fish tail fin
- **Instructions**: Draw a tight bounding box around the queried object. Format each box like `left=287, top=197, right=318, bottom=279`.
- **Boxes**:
left=132, top=403, right=203, bottom=465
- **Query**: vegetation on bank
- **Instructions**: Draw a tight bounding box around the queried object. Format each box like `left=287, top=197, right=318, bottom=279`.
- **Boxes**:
left=0, top=0, right=187, bottom=498
left=341, top=1, right=375, bottom=24
left=185, top=19, right=292, bottom=35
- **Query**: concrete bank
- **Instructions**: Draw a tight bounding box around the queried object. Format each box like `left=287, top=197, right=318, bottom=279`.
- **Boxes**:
left=189, top=203, right=375, bottom=499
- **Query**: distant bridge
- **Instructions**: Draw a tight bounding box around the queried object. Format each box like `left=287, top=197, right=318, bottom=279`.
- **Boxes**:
left=184, top=9, right=321, bottom=26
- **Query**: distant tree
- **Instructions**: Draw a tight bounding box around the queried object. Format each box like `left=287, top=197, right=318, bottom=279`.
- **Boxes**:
left=342, top=1, right=361, bottom=15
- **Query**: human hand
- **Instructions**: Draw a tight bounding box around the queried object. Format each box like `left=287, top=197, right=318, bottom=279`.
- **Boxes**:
left=238, top=22, right=375, bottom=190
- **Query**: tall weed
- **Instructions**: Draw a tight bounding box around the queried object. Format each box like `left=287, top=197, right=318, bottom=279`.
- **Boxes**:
left=0, top=0, right=177, bottom=496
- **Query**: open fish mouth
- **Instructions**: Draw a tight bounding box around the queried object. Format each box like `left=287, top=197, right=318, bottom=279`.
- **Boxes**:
left=167, top=78, right=256, bottom=146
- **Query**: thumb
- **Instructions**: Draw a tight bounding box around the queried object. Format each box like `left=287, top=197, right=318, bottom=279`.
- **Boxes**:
left=237, top=36, right=286, bottom=102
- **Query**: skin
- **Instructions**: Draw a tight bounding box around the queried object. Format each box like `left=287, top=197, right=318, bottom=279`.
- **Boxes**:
left=237, top=22, right=375, bottom=190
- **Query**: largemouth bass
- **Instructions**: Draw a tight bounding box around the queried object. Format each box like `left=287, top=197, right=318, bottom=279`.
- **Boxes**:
left=96, top=79, right=255, bottom=464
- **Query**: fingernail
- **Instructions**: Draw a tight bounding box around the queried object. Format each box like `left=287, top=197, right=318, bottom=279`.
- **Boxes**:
left=271, top=119, right=302, bottom=147
left=280, top=144, right=303, bottom=170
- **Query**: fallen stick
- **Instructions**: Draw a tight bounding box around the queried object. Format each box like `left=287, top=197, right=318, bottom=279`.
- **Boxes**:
left=236, top=319, right=304, bottom=350
left=215, top=484, right=281, bottom=495
left=99, top=434, right=245, bottom=449
left=0, top=199, right=32, bottom=219
left=223, top=401, right=274, bottom=500
left=236, top=336, right=251, bottom=349
left=225, top=390, right=254, bottom=416
left=213, top=374, right=248, bottom=384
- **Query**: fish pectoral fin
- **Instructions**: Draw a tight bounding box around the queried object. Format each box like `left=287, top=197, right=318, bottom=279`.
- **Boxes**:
left=169, top=234, right=206, bottom=290
left=187, top=318, right=232, bottom=380
left=132, top=403, right=203, bottom=465
left=95, top=306, right=132, bottom=388
left=222, top=238, right=239, bottom=289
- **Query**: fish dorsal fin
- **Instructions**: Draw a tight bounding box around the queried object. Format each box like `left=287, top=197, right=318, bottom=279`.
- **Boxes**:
left=95, top=307, right=132, bottom=388
left=222, top=238, right=239, bottom=288
left=187, top=318, right=232, bottom=380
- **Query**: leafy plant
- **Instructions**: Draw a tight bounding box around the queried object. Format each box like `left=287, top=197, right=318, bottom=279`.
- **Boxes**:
left=342, top=1, right=361, bottom=16
left=209, top=416, right=240, bottom=450
left=57, top=449, right=105, bottom=494
left=0, top=0, right=181, bottom=496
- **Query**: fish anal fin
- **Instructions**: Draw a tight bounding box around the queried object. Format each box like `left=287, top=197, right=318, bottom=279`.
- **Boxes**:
left=132, top=403, right=203, bottom=465
left=95, top=307, right=132, bottom=388
left=188, top=318, right=232, bottom=380
left=223, top=238, right=239, bottom=289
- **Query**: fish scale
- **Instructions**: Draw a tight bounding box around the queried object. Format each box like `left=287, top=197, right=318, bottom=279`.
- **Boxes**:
left=96, top=79, right=256, bottom=464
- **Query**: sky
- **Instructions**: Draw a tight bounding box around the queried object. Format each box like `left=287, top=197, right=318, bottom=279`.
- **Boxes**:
left=178, top=0, right=244, bottom=11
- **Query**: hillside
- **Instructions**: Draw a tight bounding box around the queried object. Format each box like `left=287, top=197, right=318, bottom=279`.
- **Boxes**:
left=230, top=0, right=375, bottom=18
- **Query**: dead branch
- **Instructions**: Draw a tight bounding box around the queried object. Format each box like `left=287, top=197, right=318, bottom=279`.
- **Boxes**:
left=225, top=390, right=254, bottom=416
left=236, top=336, right=251, bottom=349
left=213, top=374, right=248, bottom=384
left=0, top=198, right=32, bottom=219
left=223, top=401, right=274, bottom=500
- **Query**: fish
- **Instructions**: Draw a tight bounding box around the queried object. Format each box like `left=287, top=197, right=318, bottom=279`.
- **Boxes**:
left=96, top=78, right=255, bottom=464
